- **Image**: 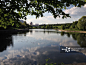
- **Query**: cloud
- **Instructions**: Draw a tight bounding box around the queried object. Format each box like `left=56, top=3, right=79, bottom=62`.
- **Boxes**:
left=46, top=16, right=53, bottom=18
left=25, top=5, right=86, bottom=24
left=26, top=16, right=55, bottom=24
left=64, top=4, right=86, bottom=17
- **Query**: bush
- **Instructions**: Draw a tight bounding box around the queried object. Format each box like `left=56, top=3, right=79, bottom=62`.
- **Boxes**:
left=61, top=25, right=65, bottom=30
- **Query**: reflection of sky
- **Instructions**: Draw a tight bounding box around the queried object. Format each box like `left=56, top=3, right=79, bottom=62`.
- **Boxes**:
left=0, top=29, right=86, bottom=65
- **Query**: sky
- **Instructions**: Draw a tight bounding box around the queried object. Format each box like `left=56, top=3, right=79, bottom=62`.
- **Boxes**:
left=21, top=4, right=86, bottom=25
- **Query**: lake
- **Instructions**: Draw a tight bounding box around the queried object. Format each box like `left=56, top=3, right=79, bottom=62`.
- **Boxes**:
left=0, top=29, right=86, bottom=65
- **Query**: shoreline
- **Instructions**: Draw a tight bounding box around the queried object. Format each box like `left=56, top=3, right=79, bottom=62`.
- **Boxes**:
left=0, top=29, right=29, bottom=33
left=57, top=29, right=86, bottom=33
left=1, top=29, right=86, bottom=34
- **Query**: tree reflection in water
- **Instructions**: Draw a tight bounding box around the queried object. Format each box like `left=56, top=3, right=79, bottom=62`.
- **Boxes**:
left=60, top=32, right=86, bottom=48
left=0, top=33, right=13, bottom=52
left=70, top=33, right=86, bottom=47
left=61, top=32, right=65, bottom=36
left=0, top=30, right=28, bottom=52
left=76, top=33, right=86, bottom=47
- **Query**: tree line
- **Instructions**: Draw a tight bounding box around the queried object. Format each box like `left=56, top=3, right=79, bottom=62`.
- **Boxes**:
left=61, top=16, right=86, bottom=31
left=38, top=16, right=86, bottom=31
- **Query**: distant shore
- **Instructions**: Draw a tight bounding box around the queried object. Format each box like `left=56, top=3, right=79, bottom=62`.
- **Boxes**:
left=57, top=29, right=86, bottom=33
left=1, top=29, right=86, bottom=34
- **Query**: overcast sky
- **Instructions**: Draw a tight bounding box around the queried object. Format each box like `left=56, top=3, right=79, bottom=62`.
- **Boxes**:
left=22, top=4, right=86, bottom=25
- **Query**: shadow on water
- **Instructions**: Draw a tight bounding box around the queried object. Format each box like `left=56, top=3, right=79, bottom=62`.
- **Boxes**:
left=0, top=33, right=13, bottom=52
left=0, top=30, right=30, bottom=52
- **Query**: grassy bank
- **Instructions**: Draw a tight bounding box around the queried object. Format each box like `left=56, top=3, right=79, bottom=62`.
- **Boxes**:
left=56, top=26, right=86, bottom=31
left=63, top=29, right=82, bottom=31
left=57, top=29, right=86, bottom=33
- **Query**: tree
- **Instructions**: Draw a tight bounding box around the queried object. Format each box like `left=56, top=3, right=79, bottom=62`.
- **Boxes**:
left=70, top=25, right=75, bottom=29
left=77, top=16, right=86, bottom=30
left=61, top=25, right=65, bottom=30
left=74, top=21, right=78, bottom=24
left=73, top=21, right=78, bottom=29
left=43, top=24, right=46, bottom=29
left=75, top=25, right=79, bottom=29
left=0, top=0, right=86, bottom=29
left=66, top=24, right=71, bottom=29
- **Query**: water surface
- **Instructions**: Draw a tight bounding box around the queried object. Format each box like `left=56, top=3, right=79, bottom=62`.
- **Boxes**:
left=0, top=29, right=86, bottom=65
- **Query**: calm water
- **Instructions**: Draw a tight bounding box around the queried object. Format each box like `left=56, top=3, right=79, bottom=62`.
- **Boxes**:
left=0, top=29, right=86, bottom=65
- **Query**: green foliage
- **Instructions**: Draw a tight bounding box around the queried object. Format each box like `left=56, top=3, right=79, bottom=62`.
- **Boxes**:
left=44, top=25, right=54, bottom=29
left=39, top=24, right=59, bottom=29
left=13, top=21, right=29, bottom=29
left=77, top=16, right=86, bottom=30
left=69, top=25, right=74, bottom=29
left=75, top=25, right=79, bottom=30
left=0, top=0, right=86, bottom=29
left=61, top=25, right=65, bottom=30
left=57, top=26, right=61, bottom=29
left=69, top=21, right=78, bottom=30
left=74, top=21, right=78, bottom=24
left=45, top=58, right=65, bottom=65
left=65, top=24, right=71, bottom=29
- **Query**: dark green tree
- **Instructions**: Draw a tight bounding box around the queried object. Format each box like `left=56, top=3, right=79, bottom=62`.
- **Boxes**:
left=77, top=16, right=86, bottom=30
left=74, top=21, right=78, bottom=24
left=65, top=24, right=70, bottom=29
left=69, top=25, right=75, bottom=29
left=75, top=25, right=79, bottom=30
left=61, top=25, right=65, bottom=30
left=74, top=21, right=78, bottom=29
left=43, top=24, right=46, bottom=29
left=69, top=21, right=78, bottom=29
